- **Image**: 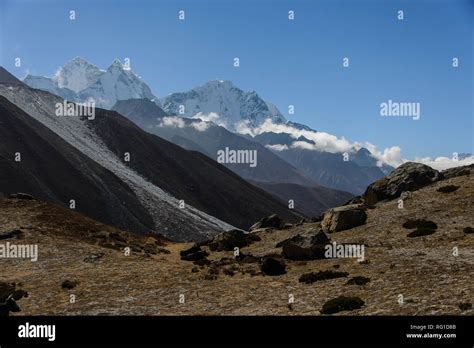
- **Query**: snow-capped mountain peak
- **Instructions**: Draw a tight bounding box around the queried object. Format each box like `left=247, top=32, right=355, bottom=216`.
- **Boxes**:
left=23, top=58, right=159, bottom=109
left=52, top=57, right=102, bottom=93
left=107, top=58, right=125, bottom=71
left=160, top=80, right=287, bottom=131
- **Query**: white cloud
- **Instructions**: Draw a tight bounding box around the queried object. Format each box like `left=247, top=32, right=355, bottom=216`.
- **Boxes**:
left=290, top=141, right=317, bottom=150
left=159, top=116, right=185, bottom=128
left=265, top=144, right=289, bottom=151
left=158, top=115, right=212, bottom=132
left=191, top=120, right=211, bottom=132
left=244, top=118, right=354, bottom=153
left=241, top=118, right=402, bottom=167
left=364, top=143, right=403, bottom=168
left=414, top=155, right=474, bottom=171
left=193, top=112, right=227, bottom=128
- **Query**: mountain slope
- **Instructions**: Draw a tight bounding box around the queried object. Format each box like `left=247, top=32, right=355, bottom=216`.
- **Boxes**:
left=270, top=147, right=386, bottom=195
left=113, top=98, right=167, bottom=128
left=0, top=95, right=154, bottom=233
left=88, top=107, right=302, bottom=230
left=0, top=67, right=24, bottom=86
left=249, top=181, right=354, bottom=217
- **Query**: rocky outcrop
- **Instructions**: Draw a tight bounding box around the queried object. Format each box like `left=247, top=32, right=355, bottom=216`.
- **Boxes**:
left=279, top=230, right=330, bottom=260
left=441, top=164, right=473, bottom=179
left=363, top=162, right=441, bottom=204
left=321, top=205, right=367, bottom=233
left=83, top=252, right=105, bottom=263
left=207, top=230, right=248, bottom=251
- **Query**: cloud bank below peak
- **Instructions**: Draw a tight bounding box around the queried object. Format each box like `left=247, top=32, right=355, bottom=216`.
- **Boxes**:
left=236, top=118, right=404, bottom=168
left=235, top=118, right=474, bottom=171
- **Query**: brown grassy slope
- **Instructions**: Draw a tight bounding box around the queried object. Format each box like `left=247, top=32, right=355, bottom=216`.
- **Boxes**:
left=0, top=171, right=473, bottom=315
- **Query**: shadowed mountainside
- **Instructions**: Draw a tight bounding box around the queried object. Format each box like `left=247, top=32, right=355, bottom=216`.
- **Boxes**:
left=0, top=95, right=154, bottom=234
left=249, top=180, right=354, bottom=218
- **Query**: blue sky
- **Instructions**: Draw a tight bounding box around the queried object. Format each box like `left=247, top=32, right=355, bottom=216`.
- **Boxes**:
left=1, top=0, right=472, bottom=159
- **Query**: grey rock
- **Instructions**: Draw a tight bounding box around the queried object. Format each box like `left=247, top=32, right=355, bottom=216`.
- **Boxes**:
left=279, top=230, right=330, bottom=260
left=441, top=164, right=473, bottom=179
left=83, top=252, right=105, bottom=263
left=364, top=162, right=441, bottom=204
left=208, top=229, right=248, bottom=251
left=321, top=204, right=367, bottom=233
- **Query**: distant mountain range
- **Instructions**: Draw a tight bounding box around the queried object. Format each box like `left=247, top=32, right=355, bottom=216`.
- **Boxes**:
left=21, top=58, right=395, bottom=196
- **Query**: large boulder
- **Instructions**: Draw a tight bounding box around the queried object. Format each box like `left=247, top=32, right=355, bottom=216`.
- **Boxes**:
left=363, top=162, right=441, bottom=204
left=0, top=282, right=28, bottom=316
left=249, top=214, right=283, bottom=231
left=208, top=229, right=248, bottom=251
left=279, top=230, right=330, bottom=260
left=321, top=204, right=367, bottom=233
left=260, top=257, right=286, bottom=276
left=320, top=296, right=365, bottom=314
